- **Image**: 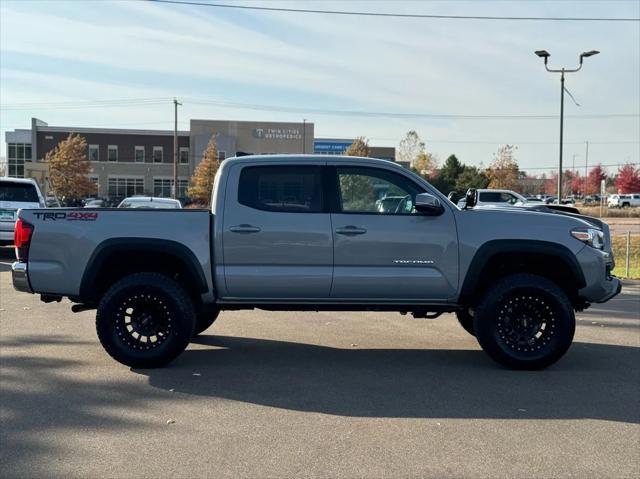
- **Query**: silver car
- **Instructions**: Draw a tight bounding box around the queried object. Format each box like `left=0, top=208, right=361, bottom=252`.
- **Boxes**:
left=0, top=177, right=45, bottom=245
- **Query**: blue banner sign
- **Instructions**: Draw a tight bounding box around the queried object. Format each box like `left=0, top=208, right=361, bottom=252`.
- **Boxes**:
left=314, top=140, right=353, bottom=154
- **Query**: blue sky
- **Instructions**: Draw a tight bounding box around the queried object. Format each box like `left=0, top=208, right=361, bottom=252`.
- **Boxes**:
left=1, top=0, right=638, bottom=175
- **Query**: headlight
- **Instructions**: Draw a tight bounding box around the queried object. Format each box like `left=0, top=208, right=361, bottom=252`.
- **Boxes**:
left=571, top=228, right=604, bottom=250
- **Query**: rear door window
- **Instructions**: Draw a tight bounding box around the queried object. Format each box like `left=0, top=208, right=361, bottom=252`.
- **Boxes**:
left=238, top=165, right=323, bottom=213
left=0, top=182, right=39, bottom=203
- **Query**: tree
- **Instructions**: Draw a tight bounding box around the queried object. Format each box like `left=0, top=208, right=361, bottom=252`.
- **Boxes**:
left=431, top=154, right=464, bottom=194
left=413, top=152, right=436, bottom=178
left=344, top=137, right=370, bottom=157
left=455, top=165, right=489, bottom=192
left=570, top=171, right=583, bottom=195
left=397, top=131, right=425, bottom=167
left=586, top=164, right=607, bottom=195
left=615, top=163, right=640, bottom=193
left=188, top=133, right=221, bottom=205
left=339, top=173, right=376, bottom=211
left=486, top=145, right=519, bottom=190
left=46, top=133, right=96, bottom=204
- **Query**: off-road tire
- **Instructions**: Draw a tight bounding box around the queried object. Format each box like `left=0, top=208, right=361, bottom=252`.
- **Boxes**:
left=474, top=273, right=575, bottom=370
left=456, top=309, right=475, bottom=336
left=96, top=272, right=196, bottom=368
left=194, top=310, right=220, bottom=336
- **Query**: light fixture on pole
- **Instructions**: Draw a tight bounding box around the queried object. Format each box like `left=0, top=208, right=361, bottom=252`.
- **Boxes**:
left=535, top=49, right=599, bottom=201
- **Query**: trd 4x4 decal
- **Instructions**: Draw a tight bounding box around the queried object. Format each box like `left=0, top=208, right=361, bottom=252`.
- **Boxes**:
left=33, top=212, right=98, bottom=221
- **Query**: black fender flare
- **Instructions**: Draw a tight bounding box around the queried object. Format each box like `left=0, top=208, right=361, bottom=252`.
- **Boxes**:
left=80, top=238, right=209, bottom=301
left=458, top=239, right=586, bottom=304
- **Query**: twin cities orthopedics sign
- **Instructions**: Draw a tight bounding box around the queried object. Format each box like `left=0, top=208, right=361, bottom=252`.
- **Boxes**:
left=252, top=128, right=303, bottom=141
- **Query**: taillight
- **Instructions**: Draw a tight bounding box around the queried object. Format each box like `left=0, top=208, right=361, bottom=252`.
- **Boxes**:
left=14, top=219, right=34, bottom=262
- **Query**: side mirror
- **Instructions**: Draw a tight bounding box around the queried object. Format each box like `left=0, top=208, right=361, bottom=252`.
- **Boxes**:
left=464, top=188, right=477, bottom=209
left=415, top=193, right=444, bottom=216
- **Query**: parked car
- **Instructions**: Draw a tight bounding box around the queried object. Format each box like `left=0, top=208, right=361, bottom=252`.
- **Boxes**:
left=457, top=189, right=527, bottom=208
left=45, top=196, right=61, bottom=208
left=582, top=195, right=601, bottom=206
left=84, top=199, right=106, bottom=208
left=608, top=194, right=640, bottom=208
left=12, top=155, right=620, bottom=370
left=0, top=177, right=45, bottom=246
left=117, top=197, right=182, bottom=209
left=375, top=195, right=409, bottom=213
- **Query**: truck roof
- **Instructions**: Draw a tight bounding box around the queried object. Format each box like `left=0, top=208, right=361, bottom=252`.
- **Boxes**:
left=225, top=154, right=404, bottom=168
left=0, top=177, right=40, bottom=186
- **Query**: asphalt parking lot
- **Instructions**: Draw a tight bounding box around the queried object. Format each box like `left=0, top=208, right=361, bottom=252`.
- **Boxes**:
left=0, top=246, right=638, bottom=479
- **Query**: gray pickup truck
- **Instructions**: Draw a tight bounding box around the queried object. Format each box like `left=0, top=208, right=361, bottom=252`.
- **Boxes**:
left=12, top=155, right=621, bottom=369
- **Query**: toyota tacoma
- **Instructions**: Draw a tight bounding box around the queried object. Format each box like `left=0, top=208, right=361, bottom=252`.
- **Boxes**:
left=12, top=155, right=621, bottom=369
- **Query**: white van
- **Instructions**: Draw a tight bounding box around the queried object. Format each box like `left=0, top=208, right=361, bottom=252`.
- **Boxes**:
left=0, top=177, right=46, bottom=245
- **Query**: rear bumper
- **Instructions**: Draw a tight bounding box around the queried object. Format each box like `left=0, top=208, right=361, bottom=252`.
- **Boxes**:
left=0, top=228, right=14, bottom=243
left=12, top=262, right=33, bottom=293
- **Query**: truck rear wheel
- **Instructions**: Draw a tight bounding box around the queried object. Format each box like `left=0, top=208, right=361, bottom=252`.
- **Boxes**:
left=194, top=310, right=219, bottom=336
left=474, top=273, right=575, bottom=370
left=96, top=273, right=196, bottom=368
left=456, top=308, right=475, bottom=336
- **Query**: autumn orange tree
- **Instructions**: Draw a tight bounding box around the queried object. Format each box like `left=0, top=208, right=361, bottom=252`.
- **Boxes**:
left=46, top=133, right=96, bottom=203
left=486, top=144, right=519, bottom=190
left=188, top=133, right=220, bottom=205
left=345, top=137, right=370, bottom=157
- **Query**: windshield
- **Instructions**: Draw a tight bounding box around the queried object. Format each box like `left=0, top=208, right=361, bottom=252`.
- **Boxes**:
left=0, top=182, right=40, bottom=203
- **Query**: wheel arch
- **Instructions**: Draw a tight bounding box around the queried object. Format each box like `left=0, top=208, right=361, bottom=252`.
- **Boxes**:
left=458, top=240, right=586, bottom=307
left=80, top=238, right=209, bottom=303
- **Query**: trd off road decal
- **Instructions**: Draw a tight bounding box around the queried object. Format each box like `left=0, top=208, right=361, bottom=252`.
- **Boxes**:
left=33, top=212, right=98, bottom=221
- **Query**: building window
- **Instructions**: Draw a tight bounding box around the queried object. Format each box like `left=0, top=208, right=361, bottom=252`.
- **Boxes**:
left=135, top=146, right=145, bottom=163
left=108, top=145, right=118, bottom=162
left=107, top=177, right=144, bottom=198
left=6, top=142, right=31, bottom=178
left=88, top=145, right=99, bottom=162
left=153, top=146, right=163, bottom=163
left=217, top=151, right=226, bottom=161
left=179, top=147, right=189, bottom=164
left=153, top=179, right=188, bottom=198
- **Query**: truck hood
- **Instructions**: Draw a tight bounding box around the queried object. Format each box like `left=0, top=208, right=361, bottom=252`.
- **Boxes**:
left=471, top=204, right=604, bottom=229
left=465, top=204, right=612, bottom=253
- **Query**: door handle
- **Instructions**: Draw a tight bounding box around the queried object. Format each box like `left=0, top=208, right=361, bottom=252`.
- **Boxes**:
left=229, top=224, right=261, bottom=234
left=335, top=226, right=367, bottom=235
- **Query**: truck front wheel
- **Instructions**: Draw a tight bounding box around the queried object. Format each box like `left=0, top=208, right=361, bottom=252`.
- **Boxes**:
left=456, top=309, right=475, bottom=336
left=96, top=273, right=196, bottom=368
left=194, top=310, right=220, bottom=336
left=474, top=273, right=575, bottom=370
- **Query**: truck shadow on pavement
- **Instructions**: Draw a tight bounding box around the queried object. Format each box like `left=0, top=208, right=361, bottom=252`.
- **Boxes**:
left=0, top=336, right=173, bottom=477
left=139, top=335, right=640, bottom=424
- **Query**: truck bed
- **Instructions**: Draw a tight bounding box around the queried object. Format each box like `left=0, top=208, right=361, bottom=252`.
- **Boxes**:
left=19, top=208, right=213, bottom=299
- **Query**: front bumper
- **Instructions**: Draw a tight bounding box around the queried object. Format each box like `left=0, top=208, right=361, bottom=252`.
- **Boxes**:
left=576, top=246, right=622, bottom=303
left=12, top=262, right=33, bottom=293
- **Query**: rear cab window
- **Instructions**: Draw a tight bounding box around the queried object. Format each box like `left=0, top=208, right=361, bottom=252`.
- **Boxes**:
left=238, top=165, right=323, bottom=213
left=0, top=181, right=40, bottom=203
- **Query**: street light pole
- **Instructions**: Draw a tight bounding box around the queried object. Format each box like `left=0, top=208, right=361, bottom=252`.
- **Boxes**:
left=172, top=98, right=182, bottom=199
left=302, top=119, right=307, bottom=154
left=559, top=71, right=565, bottom=199
left=535, top=49, right=599, bottom=201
